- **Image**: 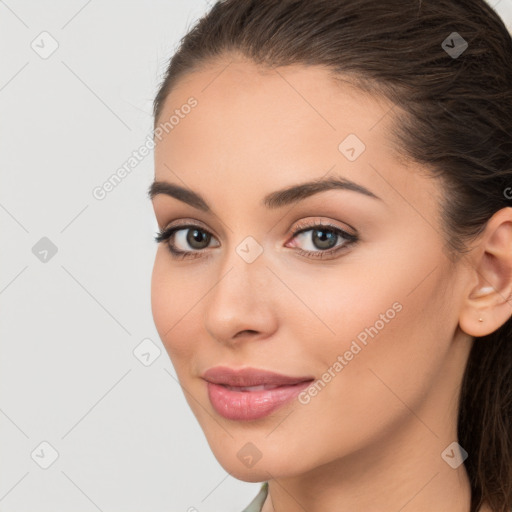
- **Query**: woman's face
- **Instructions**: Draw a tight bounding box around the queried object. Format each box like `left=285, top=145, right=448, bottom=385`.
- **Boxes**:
left=150, top=57, right=473, bottom=481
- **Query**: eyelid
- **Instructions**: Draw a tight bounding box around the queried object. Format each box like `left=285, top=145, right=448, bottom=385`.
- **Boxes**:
left=155, top=217, right=358, bottom=260
left=156, top=218, right=355, bottom=242
left=157, top=218, right=215, bottom=238
left=290, top=218, right=357, bottom=238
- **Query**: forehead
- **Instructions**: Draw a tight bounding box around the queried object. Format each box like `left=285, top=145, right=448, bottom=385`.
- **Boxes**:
left=158, top=57, right=393, bottom=133
left=153, top=58, right=442, bottom=220
left=156, top=59, right=391, bottom=163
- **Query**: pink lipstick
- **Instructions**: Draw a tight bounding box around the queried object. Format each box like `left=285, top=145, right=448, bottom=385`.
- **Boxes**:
left=202, top=366, right=314, bottom=421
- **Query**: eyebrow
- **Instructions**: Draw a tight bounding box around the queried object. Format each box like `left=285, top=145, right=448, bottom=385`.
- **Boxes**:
left=147, top=175, right=382, bottom=212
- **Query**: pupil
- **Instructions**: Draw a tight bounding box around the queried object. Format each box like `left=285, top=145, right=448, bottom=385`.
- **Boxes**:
left=313, top=229, right=336, bottom=249
left=188, top=229, right=209, bottom=249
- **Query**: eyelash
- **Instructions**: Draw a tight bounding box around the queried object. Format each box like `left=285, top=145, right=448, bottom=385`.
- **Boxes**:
left=153, top=220, right=358, bottom=261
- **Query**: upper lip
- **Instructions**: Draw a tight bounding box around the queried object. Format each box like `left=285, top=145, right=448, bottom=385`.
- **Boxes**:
left=201, top=366, right=315, bottom=387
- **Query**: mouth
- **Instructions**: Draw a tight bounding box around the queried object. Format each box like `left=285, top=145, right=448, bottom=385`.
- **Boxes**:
left=201, top=366, right=315, bottom=421
left=201, top=365, right=314, bottom=387
left=221, top=383, right=293, bottom=391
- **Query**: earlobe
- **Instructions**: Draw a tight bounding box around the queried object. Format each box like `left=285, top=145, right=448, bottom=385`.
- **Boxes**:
left=458, top=207, right=512, bottom=338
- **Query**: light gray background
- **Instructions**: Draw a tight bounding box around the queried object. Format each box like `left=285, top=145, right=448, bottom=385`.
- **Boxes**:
left=1, top=1, right=511, bottom=511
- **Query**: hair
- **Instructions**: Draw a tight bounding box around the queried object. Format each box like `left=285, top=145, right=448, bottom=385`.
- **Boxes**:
left=152, top=1, right=512, bottom=510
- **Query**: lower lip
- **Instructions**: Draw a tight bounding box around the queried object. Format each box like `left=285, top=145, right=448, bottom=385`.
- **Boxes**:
left=206, top=380, right=312, bottom=421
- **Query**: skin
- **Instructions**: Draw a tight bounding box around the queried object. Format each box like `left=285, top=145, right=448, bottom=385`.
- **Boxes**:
left=150, top=55, right=512, bottom=512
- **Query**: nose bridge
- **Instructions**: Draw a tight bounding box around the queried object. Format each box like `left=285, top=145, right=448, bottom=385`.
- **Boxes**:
left=212, top=233, right=268, bottom=308
left=216, top=228, right=270, bottom=293
left=203, top=233, right=277, bottom=342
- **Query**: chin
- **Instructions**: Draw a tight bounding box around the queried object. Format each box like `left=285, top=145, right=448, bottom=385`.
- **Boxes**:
left=228, top=469, right=270, bottom=483
left=210, top=446, right=301, bottom=482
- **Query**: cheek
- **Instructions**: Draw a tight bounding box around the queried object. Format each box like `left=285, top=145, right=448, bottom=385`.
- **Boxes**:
left=273, top=257, right=407, bottom=357
left=150, top=251, right=201, bottom=361
left=298, top=255, right=454, bottom=418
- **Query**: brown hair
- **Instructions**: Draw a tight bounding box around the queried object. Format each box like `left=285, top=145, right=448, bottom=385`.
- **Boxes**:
left=152, top=1, right=512, bottom=510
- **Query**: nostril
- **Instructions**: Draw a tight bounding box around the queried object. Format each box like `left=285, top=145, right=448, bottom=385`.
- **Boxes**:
left=236, top=329, right=259, bottom=337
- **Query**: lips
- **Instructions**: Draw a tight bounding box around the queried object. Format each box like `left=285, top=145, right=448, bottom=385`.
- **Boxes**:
left=201, top=366, right=316, bottom=420
left=201, top=365, right=314, bottom=388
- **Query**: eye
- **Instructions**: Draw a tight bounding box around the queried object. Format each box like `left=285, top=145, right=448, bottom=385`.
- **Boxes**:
left=286, top=220, right=358, bottom=259
left=154, top=223, right=220, bottom=260
left=153, top=219, right=358, bottom=260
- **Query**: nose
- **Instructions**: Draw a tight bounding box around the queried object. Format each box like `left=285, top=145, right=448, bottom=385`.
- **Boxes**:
left=203, top=242, right=278, bottom=346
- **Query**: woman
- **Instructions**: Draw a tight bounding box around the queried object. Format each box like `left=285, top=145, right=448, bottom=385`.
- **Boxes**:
left=148, top=1, right=512, bottom=510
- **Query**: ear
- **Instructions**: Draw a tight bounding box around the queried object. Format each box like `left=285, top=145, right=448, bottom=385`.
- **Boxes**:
left=458, top=207, right=512, bottom=337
